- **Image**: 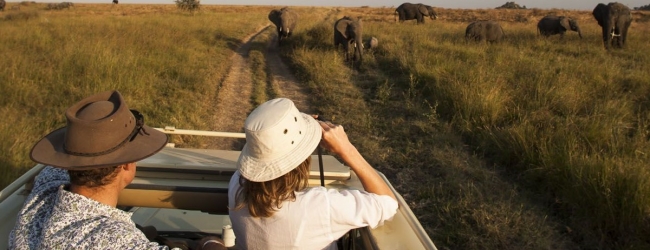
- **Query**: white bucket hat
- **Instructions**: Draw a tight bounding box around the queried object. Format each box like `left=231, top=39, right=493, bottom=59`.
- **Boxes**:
left=237, top=98, right=322, bottom=182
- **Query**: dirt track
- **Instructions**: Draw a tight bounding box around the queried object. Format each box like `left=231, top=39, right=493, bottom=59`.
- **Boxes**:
left=206, top=26, right=312, bottom=150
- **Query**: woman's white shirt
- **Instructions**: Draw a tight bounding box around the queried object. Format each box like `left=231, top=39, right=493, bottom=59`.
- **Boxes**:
left=227, top=170, right=398, bottom=250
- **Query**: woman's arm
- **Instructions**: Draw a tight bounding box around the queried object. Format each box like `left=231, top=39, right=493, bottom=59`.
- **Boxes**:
left=318, top=121, right=396, bottom=201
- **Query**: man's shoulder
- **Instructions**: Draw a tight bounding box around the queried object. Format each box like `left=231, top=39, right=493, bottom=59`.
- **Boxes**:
left=31, top=166, right=69, bottom=194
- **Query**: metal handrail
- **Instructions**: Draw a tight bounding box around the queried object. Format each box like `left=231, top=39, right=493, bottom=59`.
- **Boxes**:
left=153, top=126, right=245, bottom=138
left=0, top=164, right=45, bottom=203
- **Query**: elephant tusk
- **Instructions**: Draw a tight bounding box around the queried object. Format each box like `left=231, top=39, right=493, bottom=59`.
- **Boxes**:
left=610, top=31, right=620, bottom=37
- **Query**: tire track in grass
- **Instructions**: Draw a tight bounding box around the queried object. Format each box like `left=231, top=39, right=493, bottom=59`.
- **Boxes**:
left=265, top=34, right=314, bottom=114
left=206, top=25, right=314, bottom=150
left=206, top=25, right=268, bottom=150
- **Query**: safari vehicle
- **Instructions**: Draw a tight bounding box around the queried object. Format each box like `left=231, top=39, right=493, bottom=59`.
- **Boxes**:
left=0, top=127, right=437, bottom=250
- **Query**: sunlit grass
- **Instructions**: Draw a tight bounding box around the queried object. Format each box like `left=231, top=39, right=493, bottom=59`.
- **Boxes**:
left=0, top=4, right=272, bottom=188
left=281, top=7, right=650, bottom=250
left=2, top=4, right=650, bottom=250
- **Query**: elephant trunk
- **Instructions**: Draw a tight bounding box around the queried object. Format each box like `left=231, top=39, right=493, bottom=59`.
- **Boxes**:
left=577, top=28, right=583, bottom=39
left=355, top=38, right=363, bottom=62
left=603, top=23, right=613, bottom=49
left=280, top=18, right=292, bottom=37
left=279, top=27, right=290, bottom=37
left=572, top=23, right=583, bottom=39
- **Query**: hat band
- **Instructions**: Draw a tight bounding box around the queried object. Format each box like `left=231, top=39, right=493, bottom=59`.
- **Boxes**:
left=63, top=110, right=150, bottom=157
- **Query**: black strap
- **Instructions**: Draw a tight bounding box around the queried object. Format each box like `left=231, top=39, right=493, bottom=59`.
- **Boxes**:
left=318, top=146, right=325, bottom=187
left=315, top=115, right=328, bottom=187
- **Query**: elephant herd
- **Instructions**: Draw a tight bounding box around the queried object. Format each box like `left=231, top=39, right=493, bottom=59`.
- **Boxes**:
left=464, top=16, right=581, bottom=43
left=267, top=2, right=437, bottom=67
left=268, top=7, right=377, bottom=67
left=267, top=2, right=631, bottom=68
left=465, top=2, right=632, bottom=50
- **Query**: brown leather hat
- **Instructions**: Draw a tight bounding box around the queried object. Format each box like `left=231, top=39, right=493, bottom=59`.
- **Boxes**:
left=30, top=90, right=168, bottom=169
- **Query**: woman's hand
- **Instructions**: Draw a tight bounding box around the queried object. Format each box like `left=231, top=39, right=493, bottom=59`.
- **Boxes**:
left=317, top=120, right=354, bottom=156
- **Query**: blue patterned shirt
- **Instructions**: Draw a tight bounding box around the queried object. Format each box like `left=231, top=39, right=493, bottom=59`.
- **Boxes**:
left=9, top=166, right=171, bottom=250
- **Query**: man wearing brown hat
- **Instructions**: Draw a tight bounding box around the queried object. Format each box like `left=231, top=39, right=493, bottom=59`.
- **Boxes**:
left=7, top=91, right=224, bottom=249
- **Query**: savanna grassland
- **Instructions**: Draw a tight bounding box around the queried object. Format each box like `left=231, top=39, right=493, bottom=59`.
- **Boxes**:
left=2, top=3, right=650, bottom=250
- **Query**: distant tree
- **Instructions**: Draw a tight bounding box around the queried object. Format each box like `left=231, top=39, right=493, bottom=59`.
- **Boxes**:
left=634, top=4, right=650, bottom=10
left=496, top=2, right=527, bottom=9
left=175, top=0, right=200, bottom=13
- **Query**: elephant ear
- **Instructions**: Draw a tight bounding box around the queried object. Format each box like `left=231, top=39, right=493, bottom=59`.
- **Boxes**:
left=335, top=18, right=350, bottom=38
left=592, top=3, right=607, bottom=27
left=268, top=10, right=281, bottom=26
left=559, top=17, right=571, bottom=31
left=417, top=4, right=429, bottom=16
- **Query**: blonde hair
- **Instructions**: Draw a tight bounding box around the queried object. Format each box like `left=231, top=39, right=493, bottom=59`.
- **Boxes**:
left=234, top=157, right=311, bottom=217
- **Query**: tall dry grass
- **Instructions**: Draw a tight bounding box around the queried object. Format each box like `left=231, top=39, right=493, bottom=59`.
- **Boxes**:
left=280, top=7, right=650, bottom=250
left=2, top=4, right=650, bottom=250
left=0, top=3, right=272, bottom=188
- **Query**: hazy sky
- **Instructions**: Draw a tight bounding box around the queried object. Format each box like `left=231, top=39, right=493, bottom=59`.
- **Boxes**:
left=24, top=0, right=648, bottom=10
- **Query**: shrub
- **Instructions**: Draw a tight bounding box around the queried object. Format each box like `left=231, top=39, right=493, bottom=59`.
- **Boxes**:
left=496, top=2, right=526, bottom=9
left=635, top=4, right=650, bottom=10
left=174, top=0, right=200, bottom=13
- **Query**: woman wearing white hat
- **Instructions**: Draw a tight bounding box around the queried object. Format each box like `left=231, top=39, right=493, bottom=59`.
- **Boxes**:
left=228, top=98, right=398, bottom=249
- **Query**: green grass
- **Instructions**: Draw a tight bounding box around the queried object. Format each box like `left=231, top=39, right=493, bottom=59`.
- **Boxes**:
left=2, top=4, right=650, bottom=250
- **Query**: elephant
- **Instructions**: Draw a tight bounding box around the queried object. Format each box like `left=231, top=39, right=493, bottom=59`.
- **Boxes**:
left=592, top=2, right=632, bottom=49
left=395, top=3, right=438, bottom=24
left=537, top=15, right=583, bottom=39
left=59, top=2, right=74, bottom=9
left=46, top=2, right=72, bottom=10
left=465, top=20, right=504, bottom=43
left=113, top=0, right=118, bottom=4
left=268, top=7, right=299, bottom=46
left=0, top=0, right=6, bottom=11
left=334, top=16, right=363, bottom=66
left=46, top=3, right=60, bottom=10
left=365, top=37, right=378, bottom=50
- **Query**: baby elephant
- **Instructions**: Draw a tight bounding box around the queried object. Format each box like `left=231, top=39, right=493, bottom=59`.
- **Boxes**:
left=465, top=20, right=504, bottom=43
left=537, top=15, right=582, bottom=39
left=365, top=37, right=378, bottom=50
